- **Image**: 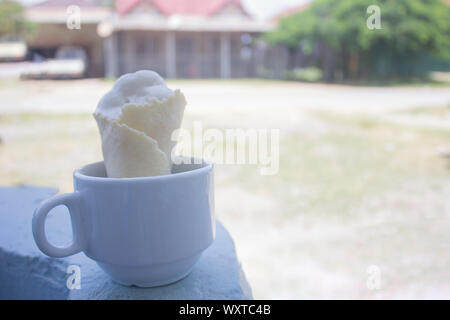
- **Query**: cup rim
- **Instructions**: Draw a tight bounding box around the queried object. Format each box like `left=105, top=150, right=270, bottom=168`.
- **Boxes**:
left=74, top=157, right=213, bottom=183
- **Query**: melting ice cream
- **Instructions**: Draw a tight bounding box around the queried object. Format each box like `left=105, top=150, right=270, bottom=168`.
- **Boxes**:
left=94, top=70, right=186, bottom=178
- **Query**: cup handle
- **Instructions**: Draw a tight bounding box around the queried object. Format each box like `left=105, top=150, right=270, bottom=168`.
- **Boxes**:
left=32, top=192, right=85, bottom=258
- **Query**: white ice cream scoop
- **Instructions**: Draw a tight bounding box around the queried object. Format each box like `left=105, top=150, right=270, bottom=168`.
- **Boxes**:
left=94, top=70, right=186, bottom=178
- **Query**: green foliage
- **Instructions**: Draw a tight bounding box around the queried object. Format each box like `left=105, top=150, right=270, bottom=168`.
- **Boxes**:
left=0, top=0, right=35, bottom=39
left=285, top=66, right=323, bottom=82
left=265, top=0, right=450, bottom=80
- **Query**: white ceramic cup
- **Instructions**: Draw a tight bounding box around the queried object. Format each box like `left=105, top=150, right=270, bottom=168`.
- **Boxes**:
left=32, top=158, right=215, bottom=287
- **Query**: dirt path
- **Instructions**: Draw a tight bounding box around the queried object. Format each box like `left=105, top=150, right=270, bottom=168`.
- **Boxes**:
left=1, top=79, right=449, bottom=298
left=1, top=79, right=449, bottom=114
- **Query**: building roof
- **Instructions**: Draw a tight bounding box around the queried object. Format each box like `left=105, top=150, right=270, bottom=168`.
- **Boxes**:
left=30, top=0, right=103, bottom=8
left=111, top=0, right=274, bottom=32
left=26, top=0, right=111, bottom=23
left=116, top=0, right=248, bottom=16
left=26, top=0, right=273, bottom=32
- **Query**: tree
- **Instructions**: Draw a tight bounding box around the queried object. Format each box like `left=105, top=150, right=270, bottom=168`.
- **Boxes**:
left=0, top=0, right=35, bottom=40
left=265, top=0, right=450, bottom=81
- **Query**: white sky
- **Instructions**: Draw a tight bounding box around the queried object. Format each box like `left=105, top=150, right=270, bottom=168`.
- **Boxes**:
left=243, top=0, right=310, bottom=20
left=18, top=0, right=311, bottom=21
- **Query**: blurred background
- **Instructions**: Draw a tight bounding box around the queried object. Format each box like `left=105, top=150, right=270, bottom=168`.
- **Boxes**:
left=0, top=0, right=449, bottom=298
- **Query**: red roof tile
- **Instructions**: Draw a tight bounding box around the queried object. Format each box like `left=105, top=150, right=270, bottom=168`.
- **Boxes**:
left=116, top=0, right=247, bottom=16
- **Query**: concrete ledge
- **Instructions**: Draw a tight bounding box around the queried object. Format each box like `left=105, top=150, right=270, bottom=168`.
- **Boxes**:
left=0, top=186, right=252, bottom=299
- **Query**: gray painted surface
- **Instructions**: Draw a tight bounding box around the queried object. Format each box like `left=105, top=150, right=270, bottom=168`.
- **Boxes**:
left=0, top=186, right=252, bottom=299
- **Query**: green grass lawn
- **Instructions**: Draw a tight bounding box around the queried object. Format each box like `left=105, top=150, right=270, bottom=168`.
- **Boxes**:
left=1, top=107, right=449, bottom=298
left=403, top=105, right=450, bottom=116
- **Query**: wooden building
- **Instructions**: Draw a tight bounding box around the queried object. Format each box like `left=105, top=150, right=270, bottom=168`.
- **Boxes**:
left=26, top=0, right=273, bottom=78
